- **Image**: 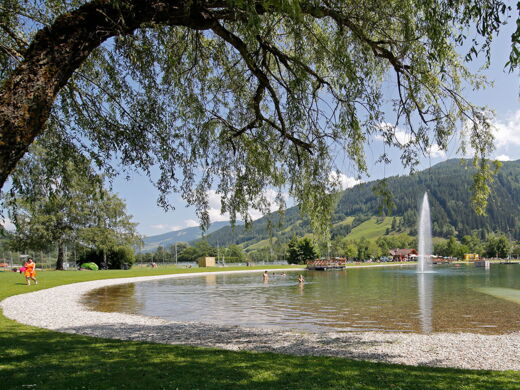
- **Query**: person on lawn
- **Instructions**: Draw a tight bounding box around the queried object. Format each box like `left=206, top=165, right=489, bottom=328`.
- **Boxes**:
left=24, top=258, right=37, bottom=285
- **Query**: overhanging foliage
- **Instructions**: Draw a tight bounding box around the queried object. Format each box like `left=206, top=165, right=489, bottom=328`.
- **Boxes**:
left=0, top=0, right=518, bottom=234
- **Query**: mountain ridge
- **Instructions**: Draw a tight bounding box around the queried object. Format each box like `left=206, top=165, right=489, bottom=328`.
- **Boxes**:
left=140, top=221, right=239, bottom=252
left=202, top=158, right=520, bottom=251
left=142, top=159, right=520, bottom=254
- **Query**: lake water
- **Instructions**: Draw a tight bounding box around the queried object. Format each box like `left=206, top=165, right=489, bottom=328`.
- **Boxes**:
left=84, top=264, right=520, bottom=334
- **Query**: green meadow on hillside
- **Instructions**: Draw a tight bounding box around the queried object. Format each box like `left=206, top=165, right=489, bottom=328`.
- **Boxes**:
left=346, top=217, right=396, bottom=241
left=246, top=217, right=401, bottom=252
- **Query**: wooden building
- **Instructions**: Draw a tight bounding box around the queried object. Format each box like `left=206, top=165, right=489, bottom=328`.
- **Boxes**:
left=197, top=256, right=216, bottom=267
left=389, top=248, right=418, bottom=261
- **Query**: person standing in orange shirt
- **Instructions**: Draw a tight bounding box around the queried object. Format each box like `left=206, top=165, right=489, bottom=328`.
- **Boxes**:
left=24, top=257, right=37, bottom=285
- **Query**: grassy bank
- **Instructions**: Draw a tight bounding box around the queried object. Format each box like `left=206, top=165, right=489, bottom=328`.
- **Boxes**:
left=1, top=267, right=519, bottom=389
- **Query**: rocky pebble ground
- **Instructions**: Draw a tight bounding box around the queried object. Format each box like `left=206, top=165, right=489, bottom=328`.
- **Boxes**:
left=2, top=269, right=519, bottom=371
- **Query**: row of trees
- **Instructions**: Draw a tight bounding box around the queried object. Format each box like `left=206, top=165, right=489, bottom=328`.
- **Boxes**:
left=434, top=233, right=519, bottom=259
left=135, top=241, right=248, bottom=264
left=285, top=231, right=520, bottom=264
left=136, top=232, right=416, bottom=265
left=286, top=234, right=417, bottom=264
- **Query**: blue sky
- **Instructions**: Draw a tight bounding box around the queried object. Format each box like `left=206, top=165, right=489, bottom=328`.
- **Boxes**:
left=78, top=19, right=520, bottom=237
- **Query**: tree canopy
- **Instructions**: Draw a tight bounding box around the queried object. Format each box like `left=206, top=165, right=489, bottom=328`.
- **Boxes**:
left=2, top=139, right=140, bottom=269
left=1, top=0, right=518, bottom=231
left=287, top=236, right=319, bottom=263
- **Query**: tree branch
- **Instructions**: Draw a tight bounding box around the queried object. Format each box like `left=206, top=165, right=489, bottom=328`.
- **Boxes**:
left=210, top=20, right=313, bottom=153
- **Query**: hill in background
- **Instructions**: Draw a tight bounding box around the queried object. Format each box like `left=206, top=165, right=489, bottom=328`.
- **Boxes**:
left=202, top=159, right=520, bottom=251
left=142, top=159, right=520, bottom=254
left=140, top=221, right=238, bottom=253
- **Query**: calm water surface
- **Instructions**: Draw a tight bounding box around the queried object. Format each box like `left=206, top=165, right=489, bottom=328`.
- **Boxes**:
left=84, top=264, right=520, bottom=334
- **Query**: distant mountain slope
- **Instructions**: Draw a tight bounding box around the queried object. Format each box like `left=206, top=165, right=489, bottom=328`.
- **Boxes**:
left=334, top=159, right=520, bottom=238
left=346, top=217, right=396, bottom=241
left=201, top=159, right=520, bottom=251
left=140, top=221, right=236, bottom=252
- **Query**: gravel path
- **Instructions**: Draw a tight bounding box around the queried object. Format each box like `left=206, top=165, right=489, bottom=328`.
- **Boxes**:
left=2, top=269, right=520, bottom=371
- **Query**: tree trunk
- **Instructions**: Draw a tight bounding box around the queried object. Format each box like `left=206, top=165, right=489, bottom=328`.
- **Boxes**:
left=0, top=0, right=221, bottom=190
left=56, top=242, right=65, bottom=270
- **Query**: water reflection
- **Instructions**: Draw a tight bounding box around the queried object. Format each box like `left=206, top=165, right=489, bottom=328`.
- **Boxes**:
left=205, top=274, right=217, bottom=286
left=84, top=283, right=143, bottom=313
left=417, top=272, right=433, bottom=333
left=298, top=282, right=305, bottom=295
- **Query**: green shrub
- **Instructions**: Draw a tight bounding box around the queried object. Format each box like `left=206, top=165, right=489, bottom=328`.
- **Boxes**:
left=81, top=262, right=99, bottom=271
left=110, top=246, right=135, bottom=269
left=78, top=246, right=136, bottom=269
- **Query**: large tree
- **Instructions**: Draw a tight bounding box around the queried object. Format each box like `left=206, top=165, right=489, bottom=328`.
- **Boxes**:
left=3, top=139, right=139, bottom=269
left=76, top=191, right=141, bottom=267
left=1, top=0, right=518, bottom=228
left=287, top=236, right=318, bottom=263
left=485, top=233, right=511, bottom=258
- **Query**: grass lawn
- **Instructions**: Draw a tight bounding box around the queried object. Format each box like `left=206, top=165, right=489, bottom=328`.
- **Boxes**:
left=1, top=266, right=519, bottom=389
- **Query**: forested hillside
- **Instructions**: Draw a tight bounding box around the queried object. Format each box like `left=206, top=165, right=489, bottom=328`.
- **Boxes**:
left=203, top=159, right=520, bottom=250
left=335, top=159, right=520, bottom=238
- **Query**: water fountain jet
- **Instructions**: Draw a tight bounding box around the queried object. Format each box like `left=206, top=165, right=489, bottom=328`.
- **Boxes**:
left=417, top=192, right=433, bottom=273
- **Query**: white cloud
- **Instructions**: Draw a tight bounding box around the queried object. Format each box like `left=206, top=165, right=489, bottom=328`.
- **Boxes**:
left=375, top=123, right=412, bottom=145
left=427, top=144, right=447, bottom=159
left=495, top=154, right=512, bottom=161
left=150, top=224, right=167, bottom=230
left=374, top=122, right=392, bottom=141
left=493, top=110, right=520, bottom=148
left=461, top=110, right=520, bottom=159
left=394, top=130, right=413, bottom=145
left=208, top=209, right=230, bottom=222
left=150, top=224, right=183, bottom=231
left=1, top=218, right=15, bottom=231
left=377, top=125, right=446, bottom=159
left=378, top=123, right=447, bottom=159
left=184, top=219, right=199, bottom=228
left=329, top=171, right=362, bottom=190
left=249, top=189, right=289, bottom=221
left=207, top=190, right=230, bottom=222
left=205, top=188, right=289, bottom=223
left=248, top=210, right=264, bottom=221
left=260, top=188, right=288, bottom=205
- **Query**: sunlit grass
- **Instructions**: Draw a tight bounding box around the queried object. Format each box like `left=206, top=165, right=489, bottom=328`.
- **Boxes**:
left=1, top=267, right=519, bottom=389
left=347, top=217, right=396, bottom=241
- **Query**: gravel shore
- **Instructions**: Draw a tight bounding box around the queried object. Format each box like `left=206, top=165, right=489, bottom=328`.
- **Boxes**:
left=2, top=269, right=520, bottom=371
